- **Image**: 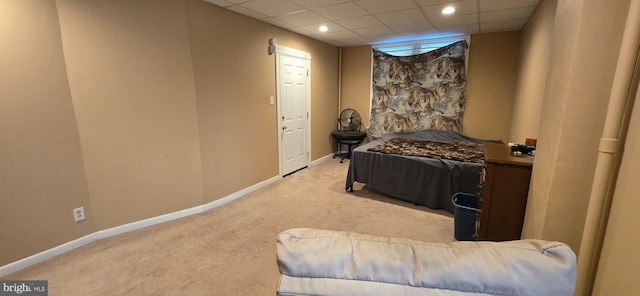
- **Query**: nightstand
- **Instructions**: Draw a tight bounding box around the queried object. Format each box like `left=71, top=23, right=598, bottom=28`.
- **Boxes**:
left=478, top=143, right=534, bottom=241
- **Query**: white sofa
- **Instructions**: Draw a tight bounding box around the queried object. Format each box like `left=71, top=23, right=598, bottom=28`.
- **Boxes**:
left=276, top=228, right=576, bottom=296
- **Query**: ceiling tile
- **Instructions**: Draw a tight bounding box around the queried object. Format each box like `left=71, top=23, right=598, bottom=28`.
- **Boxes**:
left=417, top=0, right=469, bottom=5
left=480, top=18, right=527, bottom=32
left=291, top=0, right=351, bottom=9
left=262, top=17, right=295, bottom=29
left=287, top=26, right=316, bottom=36
left=276, top=10, right=328, bottom=26
left=227, top=5, right=268, bottom=19
left=422, top=0, right=478, bottom=18
left=479, top=0, right=539, bottom=12
left=375, top=9, right=427, bottom=26
left=322, top=30, right=363, bottom=40
left=429, top=13, right=479, bottom=28
left=397, top=29, right=440, bottom=37
left=339, top=37, right=375, bottom=46
left=356, top=0, right=420, bottom=14
left=204, top=0, right=540, bottom=46
left=312, top=37, right=346, bottom=46
left=314, top=2, right=370, bottom=20
left=388, top=20, right=435, bottom=32
left=335, top=15, right=384, bottom=29
left=480, top=6, right=535, bottom=22
left=299, top=22, right=347, bottom=33
left=352, top=25, right=395, bottom=37
left=239, top=0, right=306, bottom=17
left=437, top=23, right=480, bottom=35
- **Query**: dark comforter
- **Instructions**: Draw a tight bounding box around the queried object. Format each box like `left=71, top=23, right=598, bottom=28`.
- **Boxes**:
left=346, top=130, right=500, bottom=213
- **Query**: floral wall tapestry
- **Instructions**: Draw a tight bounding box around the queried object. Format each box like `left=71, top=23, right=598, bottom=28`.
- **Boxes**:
left=369, top=41, right=467, bottom=139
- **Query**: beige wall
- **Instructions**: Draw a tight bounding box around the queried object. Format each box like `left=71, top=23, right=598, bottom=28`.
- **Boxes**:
left=339, top=32, right=521, bottom=142
left=0, top=0, right=94, bottom=266
left=185, top=0, right=338, bottom=199
left=508, top=0, right=556, bottom=143
left=0, top=0, right=339, bottom=266
left=341, top=46, right=372, bottom=129
left=465, top=31, right=520, bottom=142
left=517, top=0, right=558, bottom=245
left=56, top=0, right=204, bottom=230
left=304, top=41, right=341, bottom=160
left=520, top=0, right=629, bottom=253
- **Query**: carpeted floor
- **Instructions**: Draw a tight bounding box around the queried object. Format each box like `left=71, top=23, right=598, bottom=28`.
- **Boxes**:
left=2, top=158, right=455, bottom=295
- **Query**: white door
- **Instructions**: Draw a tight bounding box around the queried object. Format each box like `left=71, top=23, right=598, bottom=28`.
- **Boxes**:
left=276, top=46, right=310, bottom=176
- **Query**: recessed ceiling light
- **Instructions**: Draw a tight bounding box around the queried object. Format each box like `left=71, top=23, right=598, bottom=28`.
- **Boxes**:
left=319, top=25, right=328, bottom=32
left=442, top=6, right=455, bottom=15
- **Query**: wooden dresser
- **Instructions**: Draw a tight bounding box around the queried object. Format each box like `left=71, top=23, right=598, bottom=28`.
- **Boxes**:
left=478, top=143, right=534, bottom=241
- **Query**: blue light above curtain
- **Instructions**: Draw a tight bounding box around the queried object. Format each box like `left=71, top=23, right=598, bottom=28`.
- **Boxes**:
left=374, top=35, right=469, bottom=57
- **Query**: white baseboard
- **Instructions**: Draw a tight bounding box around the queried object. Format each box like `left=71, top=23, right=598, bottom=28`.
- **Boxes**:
left=202, top=175, right=280, bottom=212
left=0, top=175, right=281, bottom=278
left=94, top=206, right=203, bottom=241
left=0, top=233, right=98, bottom=277
left=311, top=153, right=334, bottom=166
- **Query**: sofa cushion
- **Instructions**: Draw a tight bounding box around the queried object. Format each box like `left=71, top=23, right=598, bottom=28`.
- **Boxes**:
left=277, top=228, right=576, bottom=296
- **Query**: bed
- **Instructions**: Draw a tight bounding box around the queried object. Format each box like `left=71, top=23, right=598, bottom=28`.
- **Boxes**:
left=345, top=129, right=500, bottom=213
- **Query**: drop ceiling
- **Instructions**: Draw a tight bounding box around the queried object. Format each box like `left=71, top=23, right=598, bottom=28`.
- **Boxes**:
left=203, top=0, right=540, bottom=47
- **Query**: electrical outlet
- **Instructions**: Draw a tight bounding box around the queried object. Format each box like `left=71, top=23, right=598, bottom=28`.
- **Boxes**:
left=73, top=207, right=85, bottom=222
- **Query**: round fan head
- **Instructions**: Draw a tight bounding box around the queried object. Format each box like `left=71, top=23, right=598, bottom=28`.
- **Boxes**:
left=338, top=108, right=362, bottom=131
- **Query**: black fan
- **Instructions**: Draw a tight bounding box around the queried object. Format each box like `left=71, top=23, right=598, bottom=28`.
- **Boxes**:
left=332, top=109, right=367, bottom=163
left=338, top=108, right=362, bottom=131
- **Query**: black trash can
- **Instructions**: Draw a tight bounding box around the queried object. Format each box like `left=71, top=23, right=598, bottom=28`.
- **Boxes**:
left=452, top=193, right=479, bottom=241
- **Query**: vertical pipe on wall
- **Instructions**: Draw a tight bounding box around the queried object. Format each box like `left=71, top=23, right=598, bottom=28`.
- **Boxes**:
left=576, top=0, right=640, bottom=294
left=338, top=47, right=343, bottom=115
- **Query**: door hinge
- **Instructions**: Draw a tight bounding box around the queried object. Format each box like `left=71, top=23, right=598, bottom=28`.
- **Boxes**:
left=307, top=70, right=309, bottom=76
left=307, top=112, right=309, bottom=119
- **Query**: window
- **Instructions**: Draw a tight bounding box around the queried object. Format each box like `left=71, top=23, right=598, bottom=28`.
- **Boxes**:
left=373, top=35, right=470, bottom=56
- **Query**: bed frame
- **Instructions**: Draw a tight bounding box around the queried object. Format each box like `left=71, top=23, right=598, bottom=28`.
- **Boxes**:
left=345, top=129, right=500, bottom=213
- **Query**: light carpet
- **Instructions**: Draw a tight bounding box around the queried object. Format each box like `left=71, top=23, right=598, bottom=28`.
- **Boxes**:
left=2, top=158, right=455, bottom=295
